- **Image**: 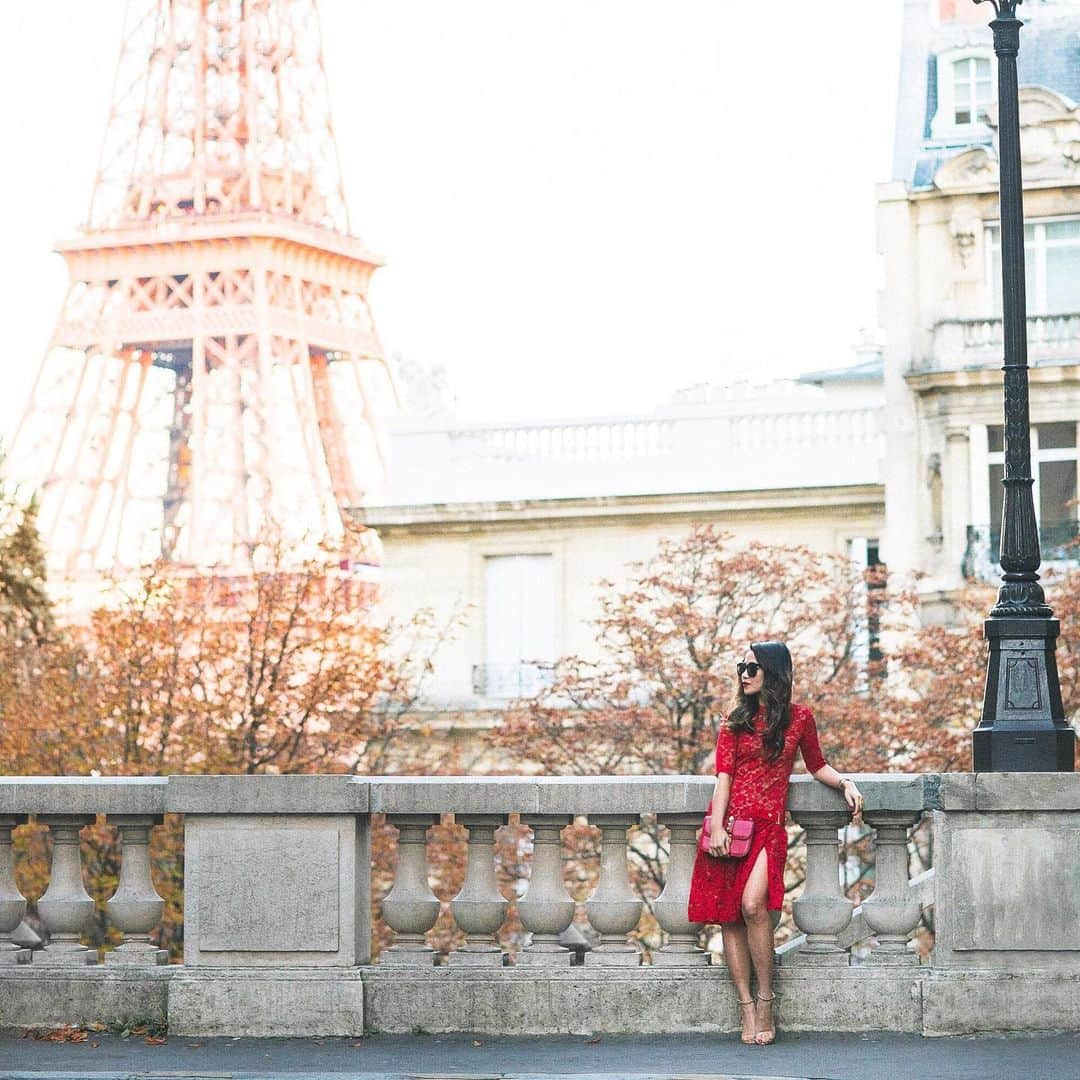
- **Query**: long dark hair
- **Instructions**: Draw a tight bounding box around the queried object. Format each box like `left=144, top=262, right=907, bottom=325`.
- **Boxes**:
left=728, top=641, right=794, bottom=761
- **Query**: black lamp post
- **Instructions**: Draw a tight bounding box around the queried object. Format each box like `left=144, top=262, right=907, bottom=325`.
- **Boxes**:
left=971, top=0, right=1075, bottom=771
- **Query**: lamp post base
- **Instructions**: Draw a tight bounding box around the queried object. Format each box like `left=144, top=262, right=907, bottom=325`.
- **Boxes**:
left=973, top=724, right=1076, bottom=772
left=972, top=617, right=1076, bottom=773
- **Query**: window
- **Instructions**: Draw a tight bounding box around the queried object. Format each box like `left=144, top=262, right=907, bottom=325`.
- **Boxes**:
left=931, top=48, right=994, bottom=139
left=849, top=538, right=885, bottom=686
left=953, top=56, right=993, bottom=126
left=479, top=554, right=555, bottom=697
left=988, top=219, right=1080, bottom=316
left=987, top=422, right=1079, bottom=560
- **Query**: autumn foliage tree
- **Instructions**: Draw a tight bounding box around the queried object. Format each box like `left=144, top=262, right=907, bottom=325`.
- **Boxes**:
left=493, top=525, right=896, bottom=776
left=0, top=528, right=466, bottom=958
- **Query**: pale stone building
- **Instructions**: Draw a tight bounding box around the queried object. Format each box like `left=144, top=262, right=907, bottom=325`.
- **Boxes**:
left=358, top=370, right=885, bottom=715
left=880, top=0, right=1080, bottom=615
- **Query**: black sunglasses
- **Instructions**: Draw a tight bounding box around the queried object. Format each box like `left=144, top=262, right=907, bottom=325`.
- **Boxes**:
left=736, top=661, right=761, bottom=678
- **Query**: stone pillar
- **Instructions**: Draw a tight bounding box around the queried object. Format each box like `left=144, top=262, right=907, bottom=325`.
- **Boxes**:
left=105, top=816, right=168, bottom=965
left=448, top=815, right=507, bottom=965
left=380, top=815, right=440, bottom=965
left=516, top=815, right=575, bottom=966
left=861, top=810, right=922, bottom=965
left=944, top=424, right=972, bottom=589
left=789, top=810, right=853, bottom=965
left=0, top=817, right=30, bottom=965
left=651, top=814, right=708, bottom=966
left=584, top=815, right=642, bottom=966
left=35, top=815, right=96, bottom=965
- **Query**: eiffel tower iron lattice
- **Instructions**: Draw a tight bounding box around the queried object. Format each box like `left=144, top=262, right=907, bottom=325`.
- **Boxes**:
left=10, top=0, right=395, bottom=576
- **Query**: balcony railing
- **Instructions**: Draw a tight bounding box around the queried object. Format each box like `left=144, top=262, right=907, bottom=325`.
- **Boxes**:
left=471, top=661, right=555, bottom=698
left=926, top=312, right=1080, bottom=372
left=1, top=772, right=1079, bottom=1039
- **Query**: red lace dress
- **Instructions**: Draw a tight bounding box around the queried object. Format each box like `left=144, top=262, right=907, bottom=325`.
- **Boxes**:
left=687, top=702, right=828, bottom=925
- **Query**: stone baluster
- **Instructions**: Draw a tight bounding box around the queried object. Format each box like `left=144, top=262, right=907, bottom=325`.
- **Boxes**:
left=789, top=809, right=854, bottom=965
left=380, top=815, right=440, bottom=965
left=105, top=816, right=168, bottom=965
left=0, top=817, right=30, bottom=965
left=861, top=810, right=922, bottom=965
left=651, top=814, right=708, bottom=965
left=448, top=815, right=508, bottom=965
left=584, top=815, right=642, bottom=966
left=35, top=815, right=96, bottom=965
left=515, top=815, right=574, bottom=966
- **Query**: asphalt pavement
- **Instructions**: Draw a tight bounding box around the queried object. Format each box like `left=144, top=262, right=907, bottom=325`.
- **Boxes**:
left=1, top=1030, right=1079, bottom=1080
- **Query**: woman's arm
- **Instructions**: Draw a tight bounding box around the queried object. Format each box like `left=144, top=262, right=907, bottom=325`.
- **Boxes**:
left=708, top=773, right=733, bottom=857
left=811, top=764, right=864, bottom=816
left=799, top=708, right=863, bottom=816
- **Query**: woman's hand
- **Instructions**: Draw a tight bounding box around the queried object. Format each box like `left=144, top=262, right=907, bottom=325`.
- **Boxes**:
left=708, top=814, right=730, bottom=857
left=841, top=778, right=864, bottom=818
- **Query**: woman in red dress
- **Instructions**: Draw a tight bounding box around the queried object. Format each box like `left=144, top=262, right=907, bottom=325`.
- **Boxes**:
left=687, top=641, right=863, bottom=1046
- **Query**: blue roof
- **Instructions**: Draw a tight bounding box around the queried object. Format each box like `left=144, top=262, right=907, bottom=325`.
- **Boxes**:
left=798, top=359, right=884, bottom=385
left=906, top=11, right=1080, bottom=188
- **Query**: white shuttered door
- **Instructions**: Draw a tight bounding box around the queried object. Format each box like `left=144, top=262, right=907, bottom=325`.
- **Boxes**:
left=485, top=554, right=555, bottom=667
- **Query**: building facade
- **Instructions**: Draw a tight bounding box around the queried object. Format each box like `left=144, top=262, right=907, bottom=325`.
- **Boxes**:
left=358, top=374, right=885, bottom=714
left=881, top=0, right=1080, bottom=615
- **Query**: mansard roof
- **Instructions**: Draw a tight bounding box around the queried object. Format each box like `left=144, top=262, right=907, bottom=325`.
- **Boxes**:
left=898, top=5, right=1080, bottom=189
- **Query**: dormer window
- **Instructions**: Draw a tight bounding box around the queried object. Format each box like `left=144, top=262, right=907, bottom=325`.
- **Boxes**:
left=952, top=56, right=992, bottom=126
left=931, top=47, right=995, bottom=139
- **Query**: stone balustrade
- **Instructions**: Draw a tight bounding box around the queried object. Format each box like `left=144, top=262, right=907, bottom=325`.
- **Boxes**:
left=928, top=312, right=1080, bottom=371
left=0, top=772, right=1078, bottom=1038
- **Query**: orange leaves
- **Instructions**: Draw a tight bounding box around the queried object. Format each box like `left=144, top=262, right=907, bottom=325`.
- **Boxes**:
left=488, top=524, right=1057, bottom=778
left=0, top=532, right=465, bottom=780
left=494, top=525, right=895, bottom=776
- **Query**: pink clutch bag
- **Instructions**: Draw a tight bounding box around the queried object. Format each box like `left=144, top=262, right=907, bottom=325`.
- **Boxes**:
left=698, top=815, right=755, bottom=859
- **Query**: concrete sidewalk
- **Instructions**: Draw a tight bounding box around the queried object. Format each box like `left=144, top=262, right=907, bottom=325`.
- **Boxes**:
left=2, top=1031, right=1080, bottom=1080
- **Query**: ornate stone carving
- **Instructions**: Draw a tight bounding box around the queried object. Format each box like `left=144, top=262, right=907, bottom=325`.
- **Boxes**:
left=949, top=210, right=983, bottom=271
left=935, top=148, right=997, bottom=192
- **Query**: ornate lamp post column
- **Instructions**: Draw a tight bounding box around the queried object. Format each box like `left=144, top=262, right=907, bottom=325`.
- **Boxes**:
left=971, top=0, right=1075, bottom=771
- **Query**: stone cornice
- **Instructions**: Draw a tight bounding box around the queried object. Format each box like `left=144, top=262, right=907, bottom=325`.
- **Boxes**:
left=906, top=362, right=1080, bottom=394
left=355, top=484, right=884, bottom=536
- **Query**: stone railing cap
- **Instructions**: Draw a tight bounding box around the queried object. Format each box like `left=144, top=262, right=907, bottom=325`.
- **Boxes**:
left=0, top=776, right=167, bottom=816
left=788, top=773, right=928, bottom=814
left=934, top=772, right=1080, bottom=811
left=166, top=774, right=368, bottom=814
left=369, top=775, right=716, bottom=815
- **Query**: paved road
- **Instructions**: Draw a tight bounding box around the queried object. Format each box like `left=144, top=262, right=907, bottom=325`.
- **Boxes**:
left=2, top=1030, right=1079, bottom=1080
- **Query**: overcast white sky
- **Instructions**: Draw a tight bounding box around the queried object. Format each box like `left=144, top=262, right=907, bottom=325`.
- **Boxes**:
left=0, top=0, right=906, bottom=440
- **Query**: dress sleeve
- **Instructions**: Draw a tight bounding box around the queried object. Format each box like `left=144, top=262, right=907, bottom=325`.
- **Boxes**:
left=714, top=723, right=736, bottom=776
left=798, top=707, right=828, bottom=773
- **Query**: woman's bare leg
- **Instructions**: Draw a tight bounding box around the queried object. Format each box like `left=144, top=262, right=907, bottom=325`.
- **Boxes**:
left=719, top=922, right=756, bottom=1043
left=740, top=849, right=776, bottom=1044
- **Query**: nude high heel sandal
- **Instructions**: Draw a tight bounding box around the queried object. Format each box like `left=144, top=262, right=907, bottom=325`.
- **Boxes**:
left=754, top=992, right=778, bottom=1045
left=737, top=998, right=757, bottom=1045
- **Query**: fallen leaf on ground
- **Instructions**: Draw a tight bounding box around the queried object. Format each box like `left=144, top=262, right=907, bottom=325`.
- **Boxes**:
left=33, top=1026, right=89, bottom=1043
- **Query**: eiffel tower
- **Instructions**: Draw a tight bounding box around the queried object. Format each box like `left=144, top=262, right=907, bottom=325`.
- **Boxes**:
left=10, top=0, right=393, bottom=576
